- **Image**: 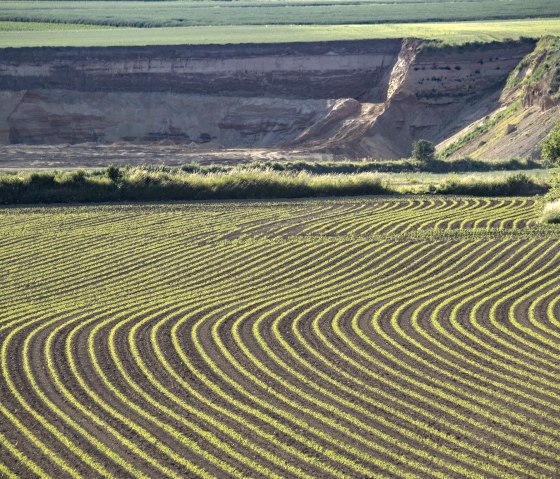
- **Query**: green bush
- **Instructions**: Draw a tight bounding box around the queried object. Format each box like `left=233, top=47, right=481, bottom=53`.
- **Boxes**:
left=412, top=140, right=436, bottom=163
left=541, top=123, right=560, bottom=165
left=27, top=172, right=57, bottom=187
left=541, top=199, right=560, bottom=223
left=106, top=165, right=123, bottom=184
left=435, top=173, right=547, bottom=196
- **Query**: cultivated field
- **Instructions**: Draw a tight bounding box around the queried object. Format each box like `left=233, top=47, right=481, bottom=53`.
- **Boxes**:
left=4, top=18, right=560, bottom=48
left=1, top=197, right=560, bottom=478
left=4, top=0, right=559, bottom=28
left=2, top=0, right=560, bottom=47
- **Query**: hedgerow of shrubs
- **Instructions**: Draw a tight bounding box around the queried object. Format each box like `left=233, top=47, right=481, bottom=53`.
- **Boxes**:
left=434, top=173, right=548, bottom=197
left=0, top=167, right=392, bottom=204
left=0, top=166, right=548, bottom=205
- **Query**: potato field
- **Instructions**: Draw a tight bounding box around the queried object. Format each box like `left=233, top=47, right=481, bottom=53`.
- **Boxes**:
left=1, top=196, right=560, bottom=478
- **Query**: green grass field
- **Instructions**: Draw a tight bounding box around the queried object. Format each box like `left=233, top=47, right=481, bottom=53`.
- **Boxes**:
left=2, top=0, right=560, bottom=47
left=4, top=0, right=560, bottom=28
left=2, top=18, right=560, bottom=47
left=1, top=196, right=560, bottom=478
left=0, top=21, right=113, bottom=31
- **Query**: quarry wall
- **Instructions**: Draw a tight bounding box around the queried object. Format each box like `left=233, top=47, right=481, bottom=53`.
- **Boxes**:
left=0, top=38, right=539, bottom=158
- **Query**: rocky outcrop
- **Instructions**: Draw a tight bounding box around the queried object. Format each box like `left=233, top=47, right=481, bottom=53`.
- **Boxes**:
left=0, top=38, right=548, bottom=159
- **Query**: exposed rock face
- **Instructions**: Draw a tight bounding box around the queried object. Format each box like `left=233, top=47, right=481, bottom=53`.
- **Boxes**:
left=0, top=41, right=402, bottom=100
left=353, top=40, right=536, bottom=158
left=0, top=38, right=543, bottom=159
left=6, top=90, right=335, bottom=146
left=439, top=36, right=560, bottom=160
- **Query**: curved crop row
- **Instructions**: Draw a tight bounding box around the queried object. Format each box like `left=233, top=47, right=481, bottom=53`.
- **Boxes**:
left=0, top=196, right=559, bottom=478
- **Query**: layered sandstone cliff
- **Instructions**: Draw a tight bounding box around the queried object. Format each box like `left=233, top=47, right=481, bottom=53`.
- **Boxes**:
left=0, top=38, right=545, bottom=159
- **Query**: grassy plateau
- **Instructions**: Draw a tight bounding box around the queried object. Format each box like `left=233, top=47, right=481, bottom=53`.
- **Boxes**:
left=1, top=195, right=560, bottom=477
left=4, top=0, right=560, bottom=28
left=2, top=18, right=560, bottom=47
left=2, top=0, right=560, bottom=47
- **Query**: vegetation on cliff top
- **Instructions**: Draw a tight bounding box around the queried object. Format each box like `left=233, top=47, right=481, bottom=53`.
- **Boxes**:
left=3, top=0, right=559, bottom=29
left=506, top=35, right=560, bottom=94
left=4, top=19, right=560, bottom=48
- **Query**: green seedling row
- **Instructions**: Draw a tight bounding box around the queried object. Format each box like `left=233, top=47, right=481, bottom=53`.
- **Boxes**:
left=1, top=196, right=559, bottom=478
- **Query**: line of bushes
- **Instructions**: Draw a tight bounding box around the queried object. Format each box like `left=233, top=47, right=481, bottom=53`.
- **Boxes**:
left=0, top=169, right=392, bottom=204
left=432, top=173, right=548, bottom=196
left=175, top=156, right=542, bottom=175
left=0, top=168, right=549, bottom=205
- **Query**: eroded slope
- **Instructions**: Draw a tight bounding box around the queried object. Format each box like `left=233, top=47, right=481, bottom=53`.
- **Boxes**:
left=439, top=36, right=560, bottom=160
left=0, top=38, right=548, bottom=159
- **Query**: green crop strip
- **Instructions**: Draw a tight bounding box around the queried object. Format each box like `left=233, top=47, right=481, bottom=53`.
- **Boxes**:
left=1, top=196, right=560, bottom=477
